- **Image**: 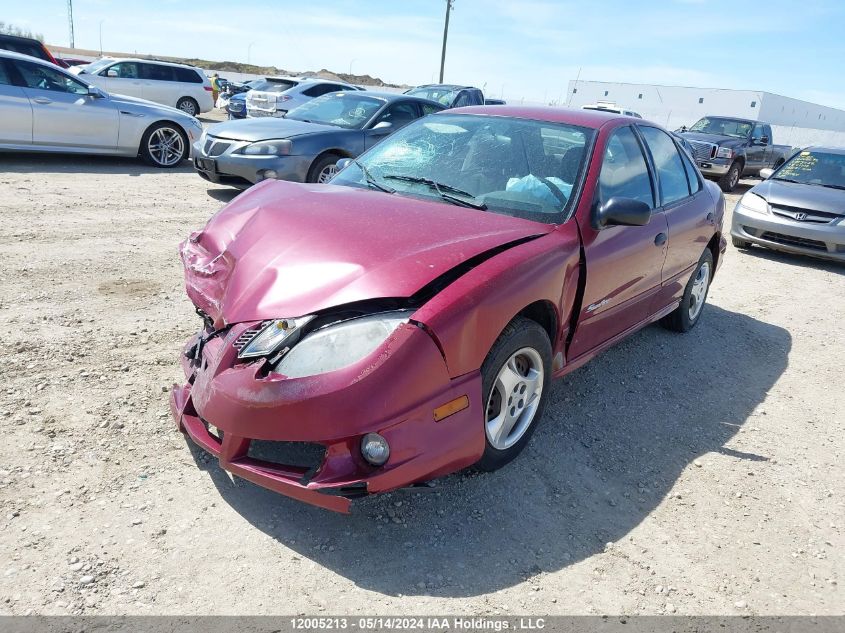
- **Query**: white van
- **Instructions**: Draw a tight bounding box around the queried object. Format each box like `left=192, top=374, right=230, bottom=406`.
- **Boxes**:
left=71, top=58, right=213, bottom=116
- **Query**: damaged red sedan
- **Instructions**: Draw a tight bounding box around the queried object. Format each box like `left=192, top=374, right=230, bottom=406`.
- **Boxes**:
left=171, top=106, right=727, bottom=512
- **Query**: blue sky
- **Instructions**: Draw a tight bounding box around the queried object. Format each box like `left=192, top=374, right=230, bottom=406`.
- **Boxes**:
left=3, top=0, right=845, bottom=108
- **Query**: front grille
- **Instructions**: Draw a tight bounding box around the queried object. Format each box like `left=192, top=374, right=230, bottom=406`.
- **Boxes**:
left=771, top=205, right=842, bottom=224
left=760, top=231, right=827, bottom=251
left=233, top=322, right=269, bottom=352
left=202, top=137, right=232, bottom=157
left=687, top=140, right=718, bottom=162
left=247, top=440, right=327, bottom=482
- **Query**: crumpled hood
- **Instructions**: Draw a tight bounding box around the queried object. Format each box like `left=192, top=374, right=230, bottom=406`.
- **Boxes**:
left=207, top=117, right=339, bottom=142
left=753, top=179, right=845, bottom=214
left=181, top=180, right=551, bottom=328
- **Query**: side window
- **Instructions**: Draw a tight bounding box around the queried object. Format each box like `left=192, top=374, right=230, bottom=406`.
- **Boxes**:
left=140, top=63, right=175, bottom=82
left=375, top=102, right=420, bottom=129
left=0, top=60, right=12, bottom=86
left=452, top=91, right=472, bottom=108
left=599, top=126, right=655, bottom=209
left=639, top=126, right=691, bottom=205
left=303, top=84, right=343, bottom=98
left=104, top=62, right=139, bottom=79
left=174, top=67, right=202, bottom=83
left=420, top=103, right=441, bottom=115
left=14, top=59, right=88, bottom=94
left=763, top=124, right=772, bottom=142
left=679, top=146, right=702, bottom=194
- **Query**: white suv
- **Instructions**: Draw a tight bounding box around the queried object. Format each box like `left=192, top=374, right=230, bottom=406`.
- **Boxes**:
left=71, top=58, right=213, bottom=116
left=245, top=77, right=362, bottom=118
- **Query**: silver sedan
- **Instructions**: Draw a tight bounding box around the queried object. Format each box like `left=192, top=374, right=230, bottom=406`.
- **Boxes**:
left=0, top=50, right=203, bottom=167
left=731, top=147, right=845, bottom=263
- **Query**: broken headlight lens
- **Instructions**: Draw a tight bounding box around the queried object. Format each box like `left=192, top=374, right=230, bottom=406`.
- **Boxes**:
left=273, top=311, right=413, bottom=379
left=238, top=316, right=315, bottom=359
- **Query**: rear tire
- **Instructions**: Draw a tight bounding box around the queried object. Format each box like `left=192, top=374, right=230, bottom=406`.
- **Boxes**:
left=307, top=153, right=342, bottom=184
left=731, top=236, right=752, bottom=249
left=718, top=161, right=742, bottom=192
left=660, top=249, right=713, bottom=333
left=476, top=317, right=552, bottom=472
left=176, top=97, right=199, bottom=117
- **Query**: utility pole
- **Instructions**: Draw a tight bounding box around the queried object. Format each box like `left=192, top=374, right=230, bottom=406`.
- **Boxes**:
left=438, top=0, right=454, bottom=83
left=67, top=0, right=75, bottom=49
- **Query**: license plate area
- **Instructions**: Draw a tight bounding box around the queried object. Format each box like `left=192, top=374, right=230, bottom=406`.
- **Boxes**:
left=196, top=157, right=217, bottom=172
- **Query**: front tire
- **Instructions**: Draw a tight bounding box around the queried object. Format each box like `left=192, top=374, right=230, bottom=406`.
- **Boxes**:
left=307, top=153, right=342, bottom=184
left=718, top=161, right=742, bottom=192
left=139, top=122, right=188, bottom=168
left=176, top=97, right=199, bottom=117
left=660, top=249, right=713, bottom=333
left=476, top=317, right=552, bottom=472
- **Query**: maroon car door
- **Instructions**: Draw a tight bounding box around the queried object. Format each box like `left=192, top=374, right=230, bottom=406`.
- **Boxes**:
left=567, top=126, right=668, bottom=360
left=637, top=125, right=711, bottom=307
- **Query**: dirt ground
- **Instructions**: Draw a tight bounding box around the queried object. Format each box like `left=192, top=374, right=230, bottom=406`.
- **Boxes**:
left=0, top=129, right=842, bottom=616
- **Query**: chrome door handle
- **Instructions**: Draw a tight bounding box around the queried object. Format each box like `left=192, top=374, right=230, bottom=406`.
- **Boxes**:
left=32, top=97, right=52, bottom=104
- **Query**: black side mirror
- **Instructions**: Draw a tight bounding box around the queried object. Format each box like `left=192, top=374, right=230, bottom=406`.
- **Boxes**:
left=759, top=135, right=769, bottom=145
left=594, top=197, right=652, bottom=229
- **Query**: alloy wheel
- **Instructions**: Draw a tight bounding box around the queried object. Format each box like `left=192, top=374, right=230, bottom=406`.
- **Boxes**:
left=317, top=163, right=339, bottom=183
left=485, top=347, right=544, bottom=450
left=688, top=261, right=710, bottom=321
left=147, top=127, right=185, bottom=167
left=178, top=100, right=198, bottom=116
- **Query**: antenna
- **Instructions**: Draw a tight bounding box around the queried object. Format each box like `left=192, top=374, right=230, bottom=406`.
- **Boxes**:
left=67, top=0, right=75, bottom=48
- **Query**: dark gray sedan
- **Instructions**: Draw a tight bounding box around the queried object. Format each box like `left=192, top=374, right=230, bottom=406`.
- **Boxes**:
left=731, top=146, right=845, bottom=263
left=193, top=91, right=445, bottom=188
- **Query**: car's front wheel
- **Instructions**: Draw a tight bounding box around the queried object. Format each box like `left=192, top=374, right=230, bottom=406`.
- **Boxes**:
left=476, top=316, right=552, bottom=472
left=718, top=161, right=742, bottom=192
left=660, top=249, right=713, bottom=333
left=139, top=122, right=189, bottom=168
left=308, top=153, right=342, bottom=184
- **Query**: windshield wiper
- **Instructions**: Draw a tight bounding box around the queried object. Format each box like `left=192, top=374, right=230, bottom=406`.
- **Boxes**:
left=772, top=177, right=802, bottom=184
left=383, top=175, right=488, bottom=210
left=353, top=160, right=395, bottom=194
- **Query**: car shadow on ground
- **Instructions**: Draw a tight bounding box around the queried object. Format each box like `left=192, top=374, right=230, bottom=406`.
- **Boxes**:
left=187, top=304, right=790, bottom=597
left=0, top=154, right=194, bottom=176
left=734, top=244, right=845, bottom=275
left=205, top=187, right=243, bottom=203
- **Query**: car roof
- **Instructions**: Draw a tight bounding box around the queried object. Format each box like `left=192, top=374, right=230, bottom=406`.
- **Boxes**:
left=444, top=105, right=643, bottom=129
left=355, top=90, right=442, bottom=104
left=101, top=57, right=201, bottom=70
left=0, top=48, right=53, bottom=64
left=411, top=83, right=477, bottom=90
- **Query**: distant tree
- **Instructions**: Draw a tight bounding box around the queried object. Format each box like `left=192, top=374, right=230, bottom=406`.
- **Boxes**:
left=0, top=22, right=44, bottom=41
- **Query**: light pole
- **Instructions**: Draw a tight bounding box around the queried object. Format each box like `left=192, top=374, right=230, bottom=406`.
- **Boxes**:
left=438, top=0, right=454, bottom=83
left=247, top=41, right=256, bottom=66
left=348, top=58, right=356, bottom=76
left=98, top=20, right=104, bottom=56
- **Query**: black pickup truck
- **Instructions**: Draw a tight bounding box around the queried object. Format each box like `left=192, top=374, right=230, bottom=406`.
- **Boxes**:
left=678, top=116, right=792, bottom=192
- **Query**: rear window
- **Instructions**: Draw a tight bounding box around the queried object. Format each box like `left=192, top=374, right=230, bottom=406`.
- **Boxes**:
left=0, top=36, right=51, bottom=62
left=252, top=79, right=298, bottom=93
left=140, top=63, right=175, bottom=82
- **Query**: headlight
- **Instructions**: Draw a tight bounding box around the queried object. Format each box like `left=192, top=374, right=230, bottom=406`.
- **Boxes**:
left=716, top=147, right=734, bottom=159
left=239, top=139, right=292, bottom=156
left=739, top=192, right=769, bottom=214
left=238, top=316, right=315, bottom=359
left=273, top=311, right=414, bottom=378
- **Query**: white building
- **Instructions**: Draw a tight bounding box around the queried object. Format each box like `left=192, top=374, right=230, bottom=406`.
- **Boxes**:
left=565, top=80, right=845, bottom=148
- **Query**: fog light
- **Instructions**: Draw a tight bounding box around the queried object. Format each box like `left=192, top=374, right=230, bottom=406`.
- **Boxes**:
left=361, top=433, right=389, bottom=466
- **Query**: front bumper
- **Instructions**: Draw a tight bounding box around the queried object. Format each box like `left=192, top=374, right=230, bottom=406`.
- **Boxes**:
left=170, top=321, right=485, bottom=513
left=731, top=202, right=845, bottom=262
left=697, top=158, right=731, bottom=177
left=192, top=140, right=312, bottom=188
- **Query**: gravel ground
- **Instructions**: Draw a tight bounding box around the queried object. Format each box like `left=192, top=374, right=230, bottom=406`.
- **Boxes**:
left=0, top=133, right=842, bottom=616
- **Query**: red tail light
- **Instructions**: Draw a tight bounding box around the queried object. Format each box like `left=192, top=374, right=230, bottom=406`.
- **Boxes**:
left=204, top=86, right=213, bottom=91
